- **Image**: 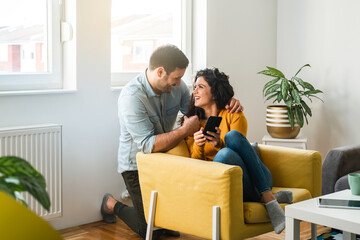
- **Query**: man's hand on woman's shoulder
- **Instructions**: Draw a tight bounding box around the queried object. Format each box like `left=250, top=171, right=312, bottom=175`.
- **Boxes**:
left=225, top=98, right=244, bottom=113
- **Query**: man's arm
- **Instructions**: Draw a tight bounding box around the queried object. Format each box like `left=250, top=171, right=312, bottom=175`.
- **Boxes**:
left=119, top=95, right=158, bottom=154
left=120, top=94, right=200, bottom=153
left=152, top=116, right=200, bottom=152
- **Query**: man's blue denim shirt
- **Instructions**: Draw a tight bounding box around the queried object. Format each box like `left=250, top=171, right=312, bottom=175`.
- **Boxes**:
left=117, top=70, right=190, bottom=173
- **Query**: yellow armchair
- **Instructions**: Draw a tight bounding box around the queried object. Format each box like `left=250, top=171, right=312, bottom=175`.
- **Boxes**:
left=137, top=142, right=321, bottom=240
left=0, top=191, right=63, bottom=240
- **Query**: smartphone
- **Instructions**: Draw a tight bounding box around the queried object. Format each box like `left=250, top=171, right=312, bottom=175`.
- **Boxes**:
left=317, top=198, right=360, bottom=209
left=203, top=116, right=222, bottom=136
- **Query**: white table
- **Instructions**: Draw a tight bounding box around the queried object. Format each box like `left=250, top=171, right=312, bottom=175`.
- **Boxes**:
left=262, top=134, right=307, bottom=149
left=285, top=190, right=360, bottom=240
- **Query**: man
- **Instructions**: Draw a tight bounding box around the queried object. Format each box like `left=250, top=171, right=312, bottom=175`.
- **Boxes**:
left=101, top=45, right=243, bottom=239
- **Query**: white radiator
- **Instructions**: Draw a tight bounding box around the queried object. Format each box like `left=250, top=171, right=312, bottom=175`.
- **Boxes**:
left=0, top=124, right=62, bottom=220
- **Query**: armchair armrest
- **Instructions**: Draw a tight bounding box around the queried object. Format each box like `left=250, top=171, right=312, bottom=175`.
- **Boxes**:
left=322, top=144, right=360, bottom=195
left=137, top=152, right=243, bottom=240
left=258, top=144, right=322, bottom=198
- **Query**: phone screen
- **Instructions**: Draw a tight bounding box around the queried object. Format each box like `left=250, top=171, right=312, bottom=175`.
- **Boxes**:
left=318, top=198, right=360, bottom=209
left=203, top=116, right=222, bottom=136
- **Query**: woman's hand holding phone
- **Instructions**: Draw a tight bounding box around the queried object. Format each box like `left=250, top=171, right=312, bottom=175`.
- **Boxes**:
left=204, top=127, right=221, bottom=147
left=194, top=127, right=206, bottom=147
left=194, top=127, right=221, bottom=147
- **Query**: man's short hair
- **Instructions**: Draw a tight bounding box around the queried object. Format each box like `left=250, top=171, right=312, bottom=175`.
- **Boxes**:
left=149, top=44, right=189, bottom=74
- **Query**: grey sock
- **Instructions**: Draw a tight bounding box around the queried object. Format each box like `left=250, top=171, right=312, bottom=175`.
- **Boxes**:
left=265, top=199, right=285, bottom=234
left=274, top=190, right=293, bottom=204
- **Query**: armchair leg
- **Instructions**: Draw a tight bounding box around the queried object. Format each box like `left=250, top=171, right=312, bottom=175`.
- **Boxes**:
left=212, top=206, right=220, bottom=240
left=145, top=191, right=161, bottom=240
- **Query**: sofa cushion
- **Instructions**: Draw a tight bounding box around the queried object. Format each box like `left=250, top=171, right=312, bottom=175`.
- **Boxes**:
left=244, top=187, right=312, bottom=224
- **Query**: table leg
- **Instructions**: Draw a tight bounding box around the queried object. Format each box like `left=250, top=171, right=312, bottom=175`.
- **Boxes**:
left=343, top=231, right=356, bottom=240
left=285, top=217, right=300, bottom=240
left=311, top=223, right=317, bottom=240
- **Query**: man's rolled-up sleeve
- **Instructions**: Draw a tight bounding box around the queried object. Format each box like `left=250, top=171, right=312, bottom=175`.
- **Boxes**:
left=119, top=95, right=156, bottom=153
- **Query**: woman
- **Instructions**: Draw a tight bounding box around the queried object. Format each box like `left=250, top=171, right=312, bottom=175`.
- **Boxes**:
left=181, top=68, right=292, bottom=234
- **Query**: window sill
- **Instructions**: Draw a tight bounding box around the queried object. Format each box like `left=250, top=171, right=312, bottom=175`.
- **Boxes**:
left=110, top=84, right=192, bottom=93
left=110, top=86, right=124, bottom=92
left=0, top=89, right=77, bottom=96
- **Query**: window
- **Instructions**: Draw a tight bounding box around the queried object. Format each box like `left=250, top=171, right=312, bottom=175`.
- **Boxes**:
left=0, top=44, right=8, bottom=62
left=0, top=0, right=63, bottom=91
left=111, top=0, right=192, bottom=87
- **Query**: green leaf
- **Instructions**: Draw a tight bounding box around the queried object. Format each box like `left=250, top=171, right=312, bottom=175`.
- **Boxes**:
left=291, top=89, right=301, bottom=104
left=294, top=64, right=311, bottom=77
left=18, top=176, right=50, bottom=211
left=263, top=77, right=281, bottom=94
left=266, top=92, right=279, bottom=101
left=281, top=78, right=289, bottom=102
left=301, top=100, right=312, bottom=117
left=292, top=76, right=306, bottom=89
left=308, top=94, right=324, bottom=102
left=0, top=178, right=16, bottom=198
left=277, top=91, right=283, bottom=103
left=285, top=99, right=293, bottom=108
left=288, top=80, right=300, bottom=92
left=4, top=177, right=25, bottom=192
left=258, top=70, right=280, bottom=78
left=14, top=191, right=27, bottom=207
left=266, top=66, right=285, bottom=78
left=303, top=109, right=309, bottom=125
left=0, top=156, right=50, bottom=211
left=302, top=94, right=313, bottom=103
left=303, top=82, right=315, bottom=91
left=305, top=89, right=323, bottom=95
left=0, top=156, right=46, bottom=188
left=287, top=107, right=295, bottom=128
left=295, top=106, right=304, bottom=127
left=264, top=84, right=280, bottom=97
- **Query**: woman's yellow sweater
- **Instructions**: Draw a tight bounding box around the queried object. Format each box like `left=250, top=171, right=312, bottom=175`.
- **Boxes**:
left=185, top=109, right=248, bottom=161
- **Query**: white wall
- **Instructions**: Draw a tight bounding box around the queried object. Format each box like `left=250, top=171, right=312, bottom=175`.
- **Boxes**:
left=203, top=0, right=278, bottom=142
left=277, top=0, right=360, bottom=158
left=0, top=0, right=123, bottom=230
left=0, top=0, right=278, bottom=230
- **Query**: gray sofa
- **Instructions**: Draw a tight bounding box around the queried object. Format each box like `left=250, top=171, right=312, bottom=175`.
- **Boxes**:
left=322, top=144, right=360, bottom=195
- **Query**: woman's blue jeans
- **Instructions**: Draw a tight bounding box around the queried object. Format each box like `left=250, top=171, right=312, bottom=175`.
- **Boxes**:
left=213, top=130, right=273, bottom=202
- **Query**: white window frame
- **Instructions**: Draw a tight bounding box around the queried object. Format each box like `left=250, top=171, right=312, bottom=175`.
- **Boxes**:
left=0, top=0, right=63, bottom=92
left=111, top=0, right=193, bottom=88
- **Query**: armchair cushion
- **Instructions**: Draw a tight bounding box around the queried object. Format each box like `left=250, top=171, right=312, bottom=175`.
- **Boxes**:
left=334, top=170, right=360, bottom=192
left=260, top=144, right=322, bottom=197
left=165, top=139, right=190, bottom=157
left=244, top=187, right=311, bottom=223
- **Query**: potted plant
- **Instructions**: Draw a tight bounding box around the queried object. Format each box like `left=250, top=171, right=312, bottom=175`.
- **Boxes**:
left=0, top=156, right=50, bottom=211
left=258, top=64, right=323, bottom=138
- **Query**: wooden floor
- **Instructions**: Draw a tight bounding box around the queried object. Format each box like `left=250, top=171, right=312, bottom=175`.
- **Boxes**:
left=59, top=220, right=331, bottom=240
left=59, top=197, right=330, bottom=239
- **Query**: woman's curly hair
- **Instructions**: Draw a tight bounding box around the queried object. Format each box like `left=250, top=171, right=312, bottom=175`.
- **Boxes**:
left=180, top=67, right=234, bottom=124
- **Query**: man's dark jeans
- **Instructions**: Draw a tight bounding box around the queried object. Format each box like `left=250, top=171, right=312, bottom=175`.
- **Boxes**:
left=114, top=170, right=148, bottom=238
